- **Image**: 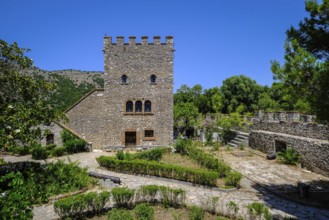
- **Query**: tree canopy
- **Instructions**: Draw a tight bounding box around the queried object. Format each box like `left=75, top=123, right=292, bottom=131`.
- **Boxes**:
left=0, top=40, right=60, bottom=149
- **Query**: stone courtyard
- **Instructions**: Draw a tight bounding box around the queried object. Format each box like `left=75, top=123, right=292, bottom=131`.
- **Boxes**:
left=3, top=148, right=329, bottom=220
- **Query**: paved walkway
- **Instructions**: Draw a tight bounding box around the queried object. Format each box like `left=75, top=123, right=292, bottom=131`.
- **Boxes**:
left=3, top=151, right=329, bottom=220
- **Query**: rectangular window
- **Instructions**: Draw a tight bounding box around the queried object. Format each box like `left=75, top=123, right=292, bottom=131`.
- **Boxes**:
left=144, top=130, right=154, bottom=138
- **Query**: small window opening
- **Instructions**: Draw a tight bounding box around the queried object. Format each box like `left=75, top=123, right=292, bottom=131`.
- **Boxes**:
left=136, top=101, right=142, bottom=112
left=145, top=100, right=152, bottom=112
left=145, top=130, right=154, bottom=138
left=126, top=101, right=133, bottom=112
left=46, top=133, right=54, bottom=145
left=121, top=75, right=128, bottom=84
left=150, top=75, right=157, bottom=83
left=275, top=140, right=287, bottom=153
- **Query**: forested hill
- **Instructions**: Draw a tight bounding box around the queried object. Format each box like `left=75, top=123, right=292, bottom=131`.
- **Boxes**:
left=23, top=67, right=104, bottom=112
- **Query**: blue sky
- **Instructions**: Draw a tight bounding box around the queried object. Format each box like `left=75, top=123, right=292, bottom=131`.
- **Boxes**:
left=1, top=0, right=308, bottom=91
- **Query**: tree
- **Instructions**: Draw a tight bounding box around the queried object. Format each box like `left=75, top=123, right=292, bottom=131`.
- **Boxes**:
left=174, top=102, right=200, bottom=137
left=0, top=40, right=60, bottom=150
left=220, top=75, right=261, bottom=114
left=287, top=0, right=329, bottom=60
left=272, top=0, right=329, bottom=121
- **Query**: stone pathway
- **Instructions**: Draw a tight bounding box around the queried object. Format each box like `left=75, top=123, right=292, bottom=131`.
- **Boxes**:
left=3, top=151, right=329, bottom=220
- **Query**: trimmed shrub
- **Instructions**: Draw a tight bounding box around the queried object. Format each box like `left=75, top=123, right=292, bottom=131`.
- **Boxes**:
left=111, top=187, right=135, bottom=208
left=64, top=139, right=87, bottom=153
left=31, top=145, right=48, bottom=160
left=189, top=206, right=204, bottom=220
left=108, top=208, right=133, bottom=220
left=224, top=171, right=243, bottom=187
left=97, top=156, right=219, bottom=186
left=54, top=191, right=110, bottom=218
left=51, top=146, right=67, bottom=157
left=45, top=144, right=57, bottom=151
left=135, top=203, right=154, bottom=220
left=133, top=147, right=168, bottom=161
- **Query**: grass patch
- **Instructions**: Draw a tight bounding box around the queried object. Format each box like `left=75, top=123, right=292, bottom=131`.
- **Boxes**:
left=161, top=153, right=201, bottom=170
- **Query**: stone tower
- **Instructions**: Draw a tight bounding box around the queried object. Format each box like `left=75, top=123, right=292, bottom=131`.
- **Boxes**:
left=103, top=36, right=174, bottom=148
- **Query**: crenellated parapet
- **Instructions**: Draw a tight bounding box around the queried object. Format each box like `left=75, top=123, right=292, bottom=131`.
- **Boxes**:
left=103, top=36, right=174, bottom=46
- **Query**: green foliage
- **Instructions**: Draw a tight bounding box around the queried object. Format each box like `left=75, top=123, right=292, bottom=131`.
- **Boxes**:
left=189, top=206, right=205, bottom=220
left=174, top=102, right=200, bottom=136
left=51, top=146, right=67, bottom=157
left=61, top=129, right=87, bottom=154
left=277, top=148, right=302, bottom=165
left=0, top=158, right=6, bottom=165
left=218, top=113, right=244, bottom=144
left=134, top=203, right=154, bottom=220
left=108, top=208, right=133, bottom=220
left=48, top=73, right=95, bottom=112
left=132, top=147, right=168, bottom=162
left=220, top=75, right=261, bottom=114
left=246, top=202, right=272, bottom=220
left=136, top=185, right=186, bottom=207
left=0, top=39, right=61, bottom=150
left=31, top=145, right=48, bottom=160
left=205, top=130, right=213, bottom=146
left=97, top=156, right=219, bottom=186
left=224, top=171, right=243, bottom=187
left=54, top=191, right=110, bottom=218
left=64, top=139, right=87, bottom=153
left=0, top=161, right=90, bottom=219
left=174, top=138, right=192, bottom=155
left=111, top=187, right=135, bottom=208
left=45, top=144, right=57, bottom=151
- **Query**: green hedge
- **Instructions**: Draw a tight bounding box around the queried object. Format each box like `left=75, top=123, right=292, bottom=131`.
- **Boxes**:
left=97, top=156, right=219, bottom=186
left=175, top=139, right=231, bottom=177
left=116, top=147, right=169, bottom=162
left=54, top=191, right=110, bottom=218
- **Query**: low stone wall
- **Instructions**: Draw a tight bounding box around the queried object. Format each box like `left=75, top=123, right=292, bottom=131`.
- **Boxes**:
left=252, top=119, right=329, bottom=140
left=249, top=130, right=329, bottom=177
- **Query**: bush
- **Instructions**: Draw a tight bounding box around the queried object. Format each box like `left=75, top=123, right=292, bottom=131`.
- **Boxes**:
left=136, top=185, right=186, bottom=207
left=111, top=187, right=135, bottom=208
left=277, top=148, right=301, bottom=165
left=224, top=171, right=243, bottom=187
left=134, top=203, right=154, bottom=220
left=54, top=191, right=110, bottom=218
left=64, top=139, right=87, bottom=153
left=51, top=146, right=67, bottom=157
left=97, top=156, right=219, bottom=186
left=108, top=208, right=133, bottom=220
left=133, top=148, right=168, bottom=162
left=189, top=206, right=204, bottom=220
left=45, top=144, right=57, bottom=151
left=175, top=138, right=191, bottom=155
left=246, top=202, right=272, bottom=220
left=31, top=145, right=48, bottom=160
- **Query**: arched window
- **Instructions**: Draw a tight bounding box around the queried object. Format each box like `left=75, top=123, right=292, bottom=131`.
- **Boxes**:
left=121, top=75, right=128, bottom=84
left=150, top=75, right=157, bottom=83
left=145, top=100, right=152, bottom=112
left=126, top=101, right=133, bottom=112
left=135, top=101, right=142, bottom=112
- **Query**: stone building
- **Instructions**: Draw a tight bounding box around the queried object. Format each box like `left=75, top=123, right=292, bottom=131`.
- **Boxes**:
left=64, top=36, right=174, bottom=149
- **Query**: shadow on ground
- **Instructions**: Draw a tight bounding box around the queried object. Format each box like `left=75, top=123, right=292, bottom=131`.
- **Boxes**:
left=251, top=180, right=329, bottom=219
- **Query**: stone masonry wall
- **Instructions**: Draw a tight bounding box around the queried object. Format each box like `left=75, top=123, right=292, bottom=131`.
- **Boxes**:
left=252, top=119, right=329, bottom=140
left=249, top=131, right=329, bottom=177
left=65, top=89, right=105, bottom=148
left=103, top=36, right=174, bottom=148
left=40, top=123, right=64, bottom=147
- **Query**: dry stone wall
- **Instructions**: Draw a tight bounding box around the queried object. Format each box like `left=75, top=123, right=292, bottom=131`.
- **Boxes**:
left=249, top=111, right=329, bottom=177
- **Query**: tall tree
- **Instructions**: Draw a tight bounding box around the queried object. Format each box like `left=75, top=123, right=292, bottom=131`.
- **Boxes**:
left=219, top=75, right=261, bottom=114
left=0, top=40, right=60, bottom=149
left=272, top=0, right=329, bottom=121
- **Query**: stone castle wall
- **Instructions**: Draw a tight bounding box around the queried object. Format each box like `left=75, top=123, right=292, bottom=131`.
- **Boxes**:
left=249, top=111, right=329, bottom=177
left=103, top=36, right=174, bottom=148
left=65, top=89, right=105, bottom=148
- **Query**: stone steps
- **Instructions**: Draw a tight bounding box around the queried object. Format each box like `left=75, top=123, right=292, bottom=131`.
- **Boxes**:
left=228, top=132, right=249, bottom=148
